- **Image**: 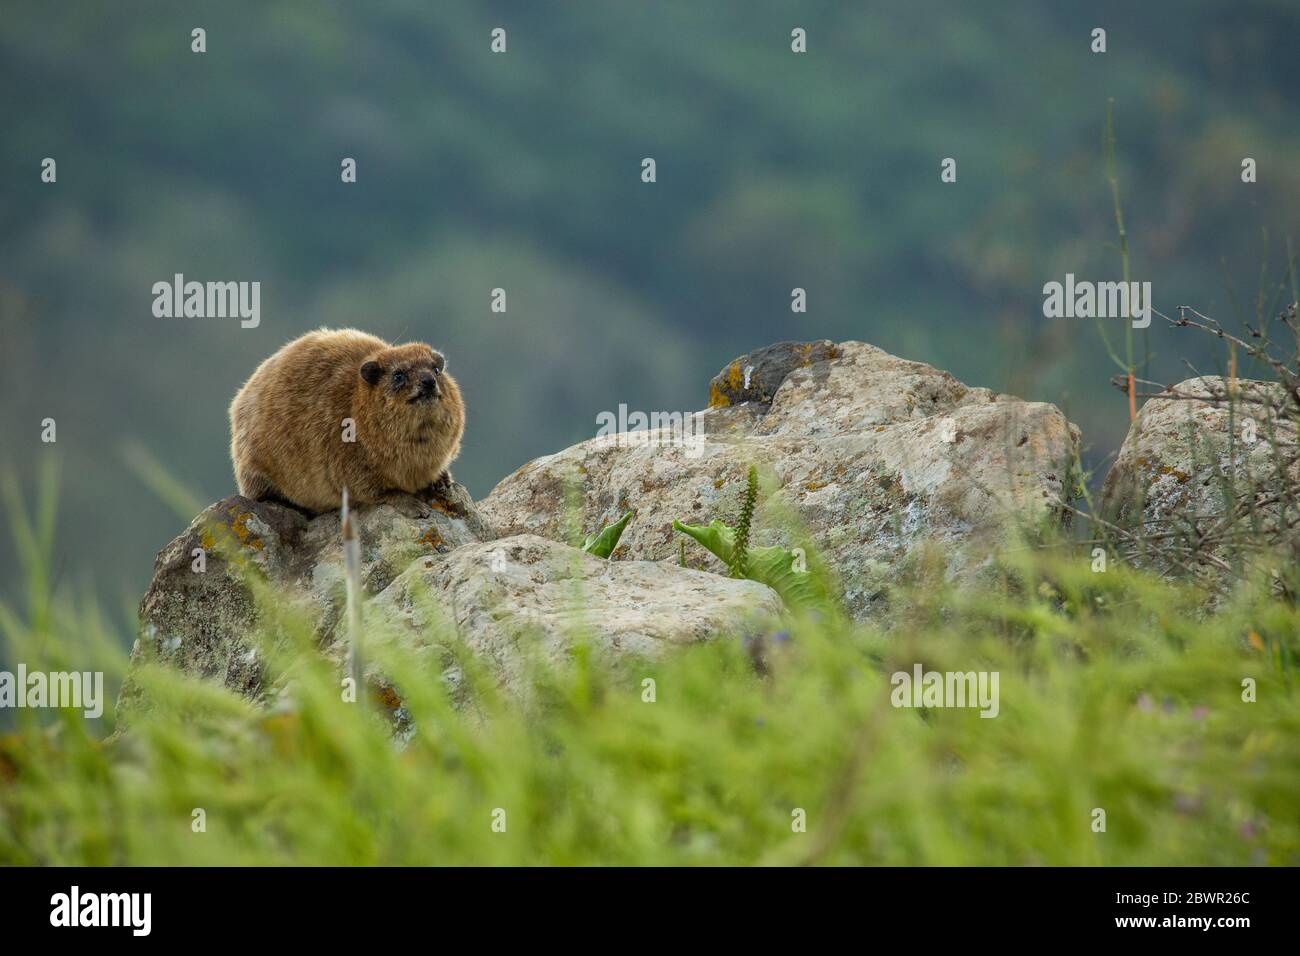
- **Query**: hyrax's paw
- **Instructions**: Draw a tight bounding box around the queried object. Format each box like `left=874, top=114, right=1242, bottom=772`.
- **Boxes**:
left=419, top=471, right=469, bottom=516
left=421, top=471, right=453, bottom=499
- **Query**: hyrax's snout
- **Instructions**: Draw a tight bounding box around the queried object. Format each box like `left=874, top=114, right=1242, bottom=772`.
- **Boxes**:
left=416, top=370, right=440, bottom=401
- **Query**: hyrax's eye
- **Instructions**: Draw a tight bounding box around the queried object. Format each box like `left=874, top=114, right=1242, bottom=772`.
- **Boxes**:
left=391, top=371, right=408, bottom=388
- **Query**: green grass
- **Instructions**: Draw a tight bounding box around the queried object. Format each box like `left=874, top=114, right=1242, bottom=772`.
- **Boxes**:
left=1, top=461, right=1297, bottom=866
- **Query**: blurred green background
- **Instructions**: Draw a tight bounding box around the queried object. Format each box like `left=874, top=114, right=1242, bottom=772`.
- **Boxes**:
left=1, top=0, right=1297, bottom=616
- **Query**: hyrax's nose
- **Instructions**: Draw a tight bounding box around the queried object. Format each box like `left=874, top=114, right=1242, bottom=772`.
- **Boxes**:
left=418, top=371, right=439, bottom=396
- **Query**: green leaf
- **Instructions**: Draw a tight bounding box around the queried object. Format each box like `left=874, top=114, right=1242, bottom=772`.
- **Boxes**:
left=673, top=520, right=834, bottom=616
left=743, top=545, right=833, bottom=616
left=582, top=511, right=633, bottom=559
left=671, top=519, right=735, bottom=566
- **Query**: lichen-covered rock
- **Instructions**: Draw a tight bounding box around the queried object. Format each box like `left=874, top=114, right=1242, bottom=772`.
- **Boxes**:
left=121, top=483, right=486, bottom=712
left=480, top=341, right=1082, bottom=618
left=708, top=340, right=843, bottom=408
left=367, top=534, right=782, bottom=699
left=1100, top=376, right=1298, bottom=577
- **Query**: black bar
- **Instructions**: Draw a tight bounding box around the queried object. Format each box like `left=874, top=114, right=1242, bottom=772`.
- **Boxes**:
left=0, top=866, right=1289, bottom=942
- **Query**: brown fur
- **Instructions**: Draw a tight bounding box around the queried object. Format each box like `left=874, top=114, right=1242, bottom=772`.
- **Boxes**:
left=229, top=328, right=465, bottom=513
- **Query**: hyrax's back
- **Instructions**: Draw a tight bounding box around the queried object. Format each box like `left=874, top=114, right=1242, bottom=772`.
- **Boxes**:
left=230, top=329, right=388, bottom=511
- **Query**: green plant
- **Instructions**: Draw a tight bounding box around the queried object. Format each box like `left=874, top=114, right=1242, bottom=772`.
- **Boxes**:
left=672, top=465, right=835, bottom=616
left=672, top=518, right=834, bottom=617
left=580, top=511, right=633, bottom=559
left=730, top=465, right=758, bottom=577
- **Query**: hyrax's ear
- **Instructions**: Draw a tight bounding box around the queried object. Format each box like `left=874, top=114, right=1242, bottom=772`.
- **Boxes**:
left=359, top=361, right=384, bottom=386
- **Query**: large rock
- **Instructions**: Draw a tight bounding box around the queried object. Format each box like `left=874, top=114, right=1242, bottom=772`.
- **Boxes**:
left=480, top=340, right=1082, bottom=618
left=123, top=481, right=780, bottom=715
left=368, top=535, right=782, bottom=700
left=1100, top=376, right=1298, bottom=578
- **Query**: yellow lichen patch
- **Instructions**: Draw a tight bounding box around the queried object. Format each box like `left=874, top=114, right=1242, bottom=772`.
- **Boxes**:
left=713, top=478, right=725, bottom=489
left=708, top=381, right=731, bottom=408
left=227, top=510, right=265, bottom=551
left=375, top=685, right=403, bottom=710
left=418, top=527, right=445, bottom=549
left=804, top=480, right=828, bottom=491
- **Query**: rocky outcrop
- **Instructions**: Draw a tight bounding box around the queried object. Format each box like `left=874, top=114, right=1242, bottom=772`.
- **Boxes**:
left=481, top=340, right=1082, bottom=618
left=1100, top=376, right=1298, bottom=578
left=126, top=338, right=1088, bottom=717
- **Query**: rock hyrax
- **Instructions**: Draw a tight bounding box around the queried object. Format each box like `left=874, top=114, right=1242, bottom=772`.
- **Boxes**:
left=229, top=328, right=465, bottom=515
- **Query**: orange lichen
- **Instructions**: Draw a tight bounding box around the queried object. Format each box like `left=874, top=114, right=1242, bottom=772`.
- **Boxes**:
left=725, top=361, right=745, bottom=390
left=708, top=361, right=746, bottom=408
left=227, top=510, right=264, bottom=550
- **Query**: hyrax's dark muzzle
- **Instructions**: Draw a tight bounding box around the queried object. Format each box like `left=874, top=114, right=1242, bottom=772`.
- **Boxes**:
left=415, top=371, right=440, bottom=402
